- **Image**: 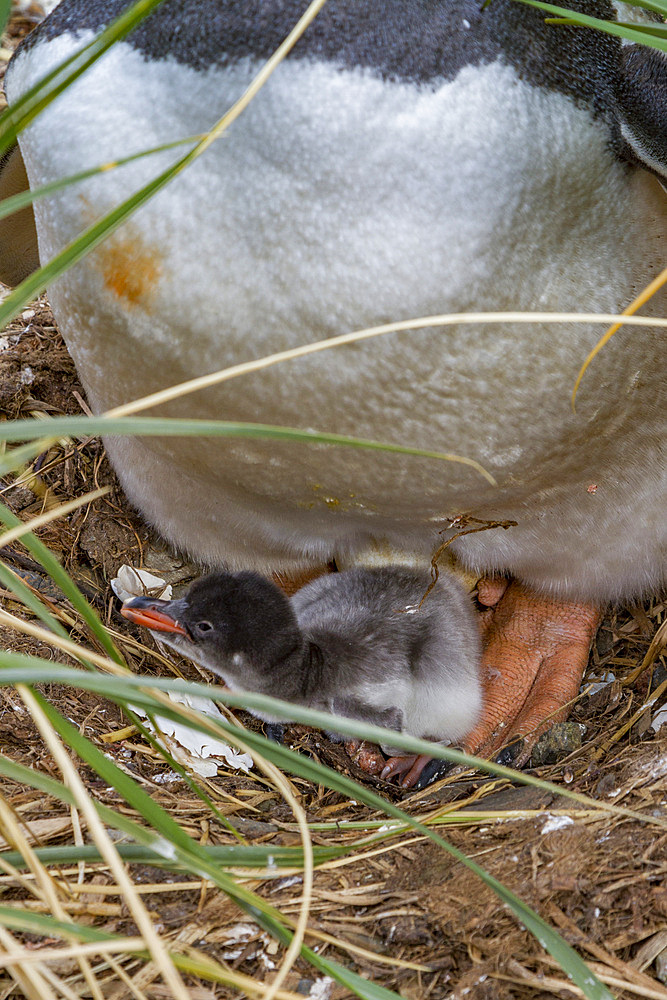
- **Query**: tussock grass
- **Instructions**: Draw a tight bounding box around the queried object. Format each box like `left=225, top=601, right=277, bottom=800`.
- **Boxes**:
left=0, top=1, right=664, bottom=997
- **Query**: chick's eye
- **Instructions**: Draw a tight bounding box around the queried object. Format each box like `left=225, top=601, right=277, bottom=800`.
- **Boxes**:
left=194, top=620, right=213, bottom=634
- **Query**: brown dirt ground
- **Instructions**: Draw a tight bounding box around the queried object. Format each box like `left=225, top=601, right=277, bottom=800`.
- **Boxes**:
left=1, top=8, right=666, bottom=1000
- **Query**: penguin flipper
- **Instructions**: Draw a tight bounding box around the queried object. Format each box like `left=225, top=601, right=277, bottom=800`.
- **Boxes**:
left=0, top=145, right=39, bottom=286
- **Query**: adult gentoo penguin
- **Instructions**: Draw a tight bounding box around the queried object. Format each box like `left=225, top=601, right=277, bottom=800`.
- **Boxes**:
left=1, top=1, right=665, bottom=765
left=121, top=566, right=483, bottom=787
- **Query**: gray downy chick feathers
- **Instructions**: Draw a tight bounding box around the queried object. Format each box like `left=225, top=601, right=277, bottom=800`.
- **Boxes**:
left=125, top=566, right=482, bottom=754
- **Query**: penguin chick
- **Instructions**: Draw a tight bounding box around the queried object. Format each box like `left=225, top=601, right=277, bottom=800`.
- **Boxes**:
left=121, top=566, right=482, bottom=785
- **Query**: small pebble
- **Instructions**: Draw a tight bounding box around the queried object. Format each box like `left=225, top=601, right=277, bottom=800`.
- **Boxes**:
left=530, top=722, right=583, bottom=766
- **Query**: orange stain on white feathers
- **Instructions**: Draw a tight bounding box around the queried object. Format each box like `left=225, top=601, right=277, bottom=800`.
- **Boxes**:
left=97, top=230, right=162, bottom=307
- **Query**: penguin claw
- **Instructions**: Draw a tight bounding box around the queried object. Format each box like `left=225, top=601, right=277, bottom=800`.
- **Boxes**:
left=380, top=753, right=435, bottom=788
left=380, top=754, right=418, bottom=783
left=495, top=737, right=525, bottom=767
left=411, top=757, right=453, bottom=789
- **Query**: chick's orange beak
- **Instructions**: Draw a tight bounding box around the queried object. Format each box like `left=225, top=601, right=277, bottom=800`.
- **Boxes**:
left=121, top=598, right=188, bottom=636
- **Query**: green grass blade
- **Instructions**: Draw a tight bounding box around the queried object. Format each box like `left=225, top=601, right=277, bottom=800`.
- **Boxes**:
left=0, top=658, right=613, bottom=999
left=0, top=906, right=124, bottom=944
left=571, top=0, right=667, bottom=14
left=0, top=842, right=343, bottom=871
left=0, top=143, right=194, bottom=326
left=0, top=657, right=658, bottom=827
left=30, top=692, right=406, bottom=1000
left=613, top=20, right=667, bottom=34
left=0, top=0, right=10, bottom=36
left=0, top=415, right=495, bottom=484
left=0, top=559, right=70, bottom=642
left=0, top=745, right=184, bottom=846
left=0, top=906, right=403, bottom=1000
left=0, top=501, right=124, bottom=665
left=0, top=0, right=329, bottom=327
left=37, top=693, right=229, bottom=857
left=618, top=0, right=667, bottom=13
left=166, top=712, right=614, bottom=1000
left=549, top=17, right=667, bottom=35
left=0, top=0, right=167, bottom=157
left=0, top=134, right=201, bottom=223
left=124, top=707, right=248, bottom=843
left=0, top=750, right=340, bottom=871
left=0, top=708, right=289, bottom=904
left=0, top=440, right=50, bottom=478
left=512, top=0, right=667, bottom=49
left=0, top=442, right=108, bottom=657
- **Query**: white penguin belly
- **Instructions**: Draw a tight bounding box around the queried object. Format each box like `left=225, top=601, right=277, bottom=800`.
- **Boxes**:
left=8, top=37, right=666, bottom=597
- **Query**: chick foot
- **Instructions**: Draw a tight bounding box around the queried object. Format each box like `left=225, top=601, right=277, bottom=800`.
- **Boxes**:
left=379, top=753, right=435, bottom=787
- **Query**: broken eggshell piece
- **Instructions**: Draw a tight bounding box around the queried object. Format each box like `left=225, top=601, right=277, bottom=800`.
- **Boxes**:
left=130, top=694, right=254, bottom=777
left=111, top=564, right=173, bottom=603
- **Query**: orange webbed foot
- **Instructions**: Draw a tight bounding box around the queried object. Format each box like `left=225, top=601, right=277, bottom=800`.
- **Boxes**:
left=464, top=580, right=602, bottom=765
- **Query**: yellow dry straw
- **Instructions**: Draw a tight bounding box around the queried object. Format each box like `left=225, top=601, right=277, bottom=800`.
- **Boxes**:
left=571, top=263, right=667, bottom=411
